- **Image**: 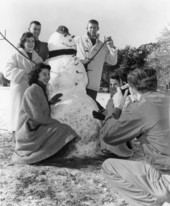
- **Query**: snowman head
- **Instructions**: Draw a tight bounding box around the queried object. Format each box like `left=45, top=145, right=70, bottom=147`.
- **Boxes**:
left=48, top=26, right=76, bottom=52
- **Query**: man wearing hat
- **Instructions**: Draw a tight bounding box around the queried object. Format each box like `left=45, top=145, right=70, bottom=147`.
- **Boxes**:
left=75, top=19, right=118, bottom=100
left=29, top=21, right=49, bottom=61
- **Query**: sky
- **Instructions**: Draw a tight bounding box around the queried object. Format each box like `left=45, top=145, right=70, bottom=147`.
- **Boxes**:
left=0, top=0, right=170, bottom=71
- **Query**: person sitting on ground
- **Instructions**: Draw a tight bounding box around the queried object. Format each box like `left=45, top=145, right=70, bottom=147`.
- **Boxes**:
left=13, top=63, right=77, bottom=164
left=101, top=68, right=170, bottom=206
left=93, top=71, right=134, bottom=157
left=93, top=71, right=123, bottom=121
left=93, top=70, right=135, bottom=121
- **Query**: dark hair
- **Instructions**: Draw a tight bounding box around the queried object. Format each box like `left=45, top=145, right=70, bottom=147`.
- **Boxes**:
left=110, top=71, right=121, bottom=83
left=29, top=21, right=41, bottom=27
left=28, top=63, right=51, bottom=85
left=19, top=32, right=35, bottom=49
left=116, top=68, right=128, bottom=84
left=127, top=68, right=157, bottom=92
left=88, top=19, right=99, bottom=26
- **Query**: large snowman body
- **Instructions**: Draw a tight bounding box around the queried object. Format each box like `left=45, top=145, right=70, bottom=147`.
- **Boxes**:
left=47, top=32, right=101, bottom=157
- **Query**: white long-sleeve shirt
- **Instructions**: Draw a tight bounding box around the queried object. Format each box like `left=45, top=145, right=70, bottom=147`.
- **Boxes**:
left=75, top=35, right=117, bottom=91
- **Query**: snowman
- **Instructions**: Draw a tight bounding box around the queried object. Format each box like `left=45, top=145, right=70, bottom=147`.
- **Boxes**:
left=46, top=26, right=134, bottom=158
left=46, top=26, right=101, bottom=157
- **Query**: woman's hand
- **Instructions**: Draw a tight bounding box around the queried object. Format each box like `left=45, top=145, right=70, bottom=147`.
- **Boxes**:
left=49, top=93, right=63, bottom=105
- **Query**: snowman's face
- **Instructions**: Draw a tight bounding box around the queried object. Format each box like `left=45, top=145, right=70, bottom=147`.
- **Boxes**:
left=49, top=56, right=86, bottom=91
left=48, top=32, right=76, bottom=51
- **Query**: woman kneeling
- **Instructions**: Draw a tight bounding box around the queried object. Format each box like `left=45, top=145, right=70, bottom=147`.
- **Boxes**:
left=13, top=63, right=77, bottom=164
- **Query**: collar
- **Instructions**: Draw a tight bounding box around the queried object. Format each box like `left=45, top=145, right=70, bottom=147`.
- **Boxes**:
left=36, top=81, right=49, bottom=102
left=36, top=80, right=46, bottom=90
left=87, top=32, right=100, bottom=40
left=85, top=34, right=101, bottom=45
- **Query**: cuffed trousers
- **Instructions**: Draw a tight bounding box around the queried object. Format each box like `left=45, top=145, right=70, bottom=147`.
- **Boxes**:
left=102, top=159, right=170, bottom=206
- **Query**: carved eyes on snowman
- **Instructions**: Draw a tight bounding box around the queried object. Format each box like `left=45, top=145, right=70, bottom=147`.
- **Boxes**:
left=62, top=42, right=76, bottom=48
left=76, top=70, right=83, bottom=74
left=64, top=34, right=70, bottom=37
left=63, top=34, right=72, bottom=42
left=63, top=33, right=75, bottom=39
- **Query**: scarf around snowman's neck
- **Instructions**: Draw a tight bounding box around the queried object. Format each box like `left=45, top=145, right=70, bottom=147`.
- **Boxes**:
left=49, top=49, right=77, bottom=58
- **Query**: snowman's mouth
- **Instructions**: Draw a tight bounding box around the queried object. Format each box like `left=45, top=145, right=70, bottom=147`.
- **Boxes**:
left=62, top=42, right=76, bottom=48
left=49, top=49, right=77, bottom=58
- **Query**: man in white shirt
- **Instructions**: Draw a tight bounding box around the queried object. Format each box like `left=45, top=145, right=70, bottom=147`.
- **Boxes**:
left=75, top=19, right=117, bottom=100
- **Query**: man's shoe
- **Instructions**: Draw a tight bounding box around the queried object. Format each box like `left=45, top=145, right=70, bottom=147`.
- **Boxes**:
left=96, top=149, right=130, bottom=159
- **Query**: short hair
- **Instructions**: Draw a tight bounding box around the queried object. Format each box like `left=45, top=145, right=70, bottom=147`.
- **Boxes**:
left=116, top=68, right=128, bottom=83
left=19, top=32, right=35, bottom=49
left=127, top=68, right=157, bottom=92
left=29, top=21, right=41, bottom=27
left=110, top=71, right=121, bottom=83
left=88, top=19, right=99, bottom=26
left=28, top=63, right=51, bottom=85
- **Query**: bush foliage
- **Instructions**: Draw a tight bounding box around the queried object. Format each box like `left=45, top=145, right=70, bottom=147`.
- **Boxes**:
left=101, top=25, right=170, bottom=90
left=101, top=43, right=159, bottom=88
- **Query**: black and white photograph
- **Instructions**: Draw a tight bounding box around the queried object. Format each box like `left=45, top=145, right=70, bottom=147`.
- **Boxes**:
left=0, top=0, right=170, bottom=205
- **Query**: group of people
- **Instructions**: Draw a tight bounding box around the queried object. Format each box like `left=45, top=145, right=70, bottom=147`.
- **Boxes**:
left=3, top=19, right=170, bottom=206
left=101, top=68, right=170, bottom=205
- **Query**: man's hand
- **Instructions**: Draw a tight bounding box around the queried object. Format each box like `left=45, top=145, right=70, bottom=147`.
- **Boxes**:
left=49, top=93, right=63, bottom=105
left=104, top=36, right=116, bottom=49
left=92, top=111, right=105, bottom=120
left=123, top=95, right=133, bottom=109
left=112, top=87, right=128, bottom=109
left=110, top=87, right=117, bottom=98
left=81, top=58, right=92, bottom=72
left=23, top=73, right=28, bottom=81
left=81, top=58, right=91, bottom=65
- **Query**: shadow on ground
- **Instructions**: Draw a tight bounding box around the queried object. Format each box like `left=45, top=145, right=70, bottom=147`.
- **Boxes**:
left=35, top=154, right=122, bottom=169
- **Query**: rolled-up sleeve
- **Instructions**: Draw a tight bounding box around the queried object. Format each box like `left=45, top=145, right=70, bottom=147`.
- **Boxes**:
left=105, top=47, right=117, bottom=65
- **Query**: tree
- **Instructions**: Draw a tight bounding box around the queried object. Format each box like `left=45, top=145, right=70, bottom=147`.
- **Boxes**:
left=100, top=43, right=156, bottom=89
left=146, top=25, right=170, bottom=87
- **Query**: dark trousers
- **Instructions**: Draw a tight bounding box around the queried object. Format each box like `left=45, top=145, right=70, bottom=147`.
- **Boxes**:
left=86, top=88, right=97, bottom=100
left=86, top=88, right=105, bottom=112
